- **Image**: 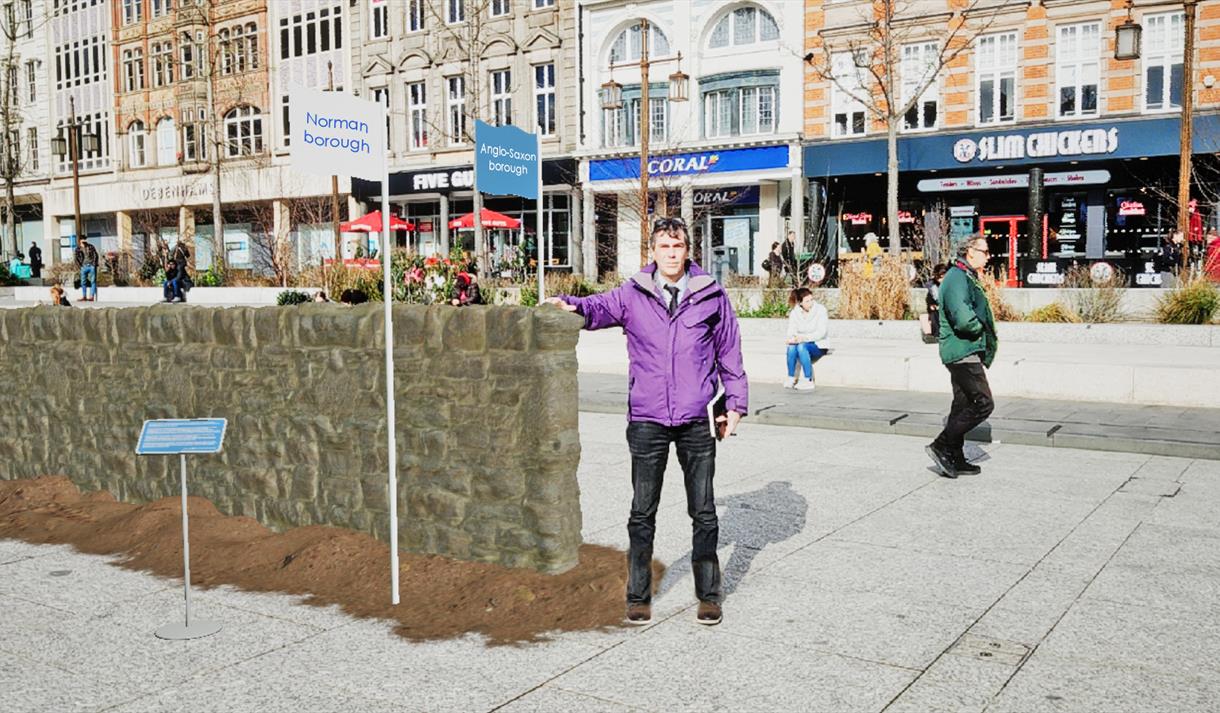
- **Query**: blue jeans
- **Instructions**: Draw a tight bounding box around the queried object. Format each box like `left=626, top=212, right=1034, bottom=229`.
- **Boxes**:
left=163, top=277, right=182, bottom=301
left=786, top=342, right=824, bottom=379
left=80, top=265, right=97, bottom=299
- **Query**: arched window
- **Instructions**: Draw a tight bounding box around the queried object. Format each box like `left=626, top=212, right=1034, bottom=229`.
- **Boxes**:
left=156, top=116, right=176, bottom=165
left=246, top=22, right=259, bottom=69
left=224, top=105, right=263, bottom=157
left=609, top=23, right=670, bottom=63
left=219, top=28, right=232, bottom=74
left=708, top=5, right=779, bottom=49
left=128, top=120, right=147, bottom=168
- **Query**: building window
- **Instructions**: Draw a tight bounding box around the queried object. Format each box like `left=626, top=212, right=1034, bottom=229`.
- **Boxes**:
left=151, top=0, right=170, bottom=18
left=280, top=94, right=290, bottom=147
left=831, top=51, right=868, bottom=137
left=739, top=86, right=775, bottom=135
left=54, top=36, right=106, bottom=90
left=26, top=127, right=38, bottom=171
left=21, top=0, right=32, bottom=39
left=224, top=105, right=263, bottom=157
left=491, top=0, right=509, bottom=17
left=128, top=121, right=147, bottom=168
left=180, top=32, right=196, bottom=79
left=370, top=0, right=388, bottom=38
left=372, top=86, right=390, bottom=150
left=447, top=0, right=464, bottom=24
left=246, top=23, right=258, bottom=70
left=610, top=23, right=670, bottom=63
left=447, top=76, right=466, bottom=145
left=708, top=5, right=779, bottom=49
left=122, top=0, right=141, bottom=24
left=490, top=69, right=512, bottom=126
left=534, top=0, right=554, bottom=8
left=151, top=41, right=173, bottom=87
left=535, top=63, right=555, bottom=135
left=1056, top=23, right=1100, bottom=118
left=902, top=42, right=939, bottom=131
left=55, top=111, right=111, bottom=172
left=4, top=65, right=15, bottom=107
left=976, top=31, right=1016, bottom=125
left=280, top=5, right=343, bottom=60
left=408, top=81, right=427, bottom=149
left=1144, top=11, right=1184, bottom=112
left=24, top=60, right=35, bottom=102
left=602, top=93, right=667, bottom=148
left=539, top=193, right=568, bottom=266
left=156, top=116, right=176, bottom=165
left=408, top=0, right=424, bottom=31
left=122, top=48, right=145, bottom=92
left=182, top=108, right=207, bottom=161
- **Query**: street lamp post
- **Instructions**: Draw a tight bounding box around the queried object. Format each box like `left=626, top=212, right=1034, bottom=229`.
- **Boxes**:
left=50, top=96, right=99, bottom=255
left=601, top=19, right=688, bottom=267
left=1178, top=0, right=1198, bottom=271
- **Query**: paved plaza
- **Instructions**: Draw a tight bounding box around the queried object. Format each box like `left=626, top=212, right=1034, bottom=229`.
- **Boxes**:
left=4, top=412, right=1220, bottom=712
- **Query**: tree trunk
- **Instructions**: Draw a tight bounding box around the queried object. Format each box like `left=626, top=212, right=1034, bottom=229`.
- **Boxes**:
left=886, top=118, right=900, bottom=256
left=2, top=36, right=18, bottom=260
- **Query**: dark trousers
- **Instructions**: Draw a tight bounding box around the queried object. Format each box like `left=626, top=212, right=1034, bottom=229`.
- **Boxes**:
left=934, top=361, right=995, bottom=453
left=625, top=420, right=721, bottom=605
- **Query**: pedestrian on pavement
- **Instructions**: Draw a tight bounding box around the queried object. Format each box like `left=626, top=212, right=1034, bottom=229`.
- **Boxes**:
left=546, top=216, right=748, bottom=627
left=1205, top=231, right=1220, bottom=283
left=780, top=230, right=799, bottom=280
left=927, top=236, right=997, bottom=479
left=28, top=242, right=42, bottom=279
left=761, top=242, right=784, bottom=288
left=784, top=287, right=827, bottom=392
left=1158, top=232, right=1185, bottom=288
left=170, top=242, right=191, bottom=302
left=74, top=239, right=99, bottom=302
left=49, top=285, right=70, bottom=307
left=923, top=264, right=949, bottom=343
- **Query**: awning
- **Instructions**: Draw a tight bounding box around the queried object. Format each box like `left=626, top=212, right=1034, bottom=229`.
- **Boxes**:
left=448, top=208, right=521, bottom=230
left=340, top=210, right=414, bottom=232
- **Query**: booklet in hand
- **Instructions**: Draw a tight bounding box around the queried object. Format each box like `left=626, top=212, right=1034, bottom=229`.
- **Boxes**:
left=706, top=384, right=729, bottom=440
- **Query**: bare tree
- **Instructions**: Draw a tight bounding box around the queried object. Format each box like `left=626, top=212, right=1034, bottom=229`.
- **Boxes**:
left=810, top=0, right=1009, bottom=255
left=0, top=2, right=50, bottom=260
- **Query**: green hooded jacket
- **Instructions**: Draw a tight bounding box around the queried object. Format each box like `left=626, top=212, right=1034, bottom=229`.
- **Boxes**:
left=937, top=261, right=999, bottom=367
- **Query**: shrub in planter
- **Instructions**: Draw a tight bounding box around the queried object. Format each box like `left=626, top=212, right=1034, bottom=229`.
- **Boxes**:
left=194, top=266, right=224, bottom=287
left=978, top=274, right=1023, bottom=322
left=1064, top=265, right=1126, bottom=323
left=1156, top=278, right=1220, bottom=324
left=1027, top=302, right=1081, bottom=323
left=838, top=256, right=910, bottom=320
left=277, top=289, right=311, bottom=306
left=0, top=262, right=25, bottom=286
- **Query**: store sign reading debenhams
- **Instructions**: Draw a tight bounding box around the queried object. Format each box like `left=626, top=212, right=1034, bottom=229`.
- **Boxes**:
left=953, top=127, right=1119, bottom=163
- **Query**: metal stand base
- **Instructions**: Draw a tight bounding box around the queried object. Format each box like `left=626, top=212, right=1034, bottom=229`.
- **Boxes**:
left=155, top=619, right=222, bottom=641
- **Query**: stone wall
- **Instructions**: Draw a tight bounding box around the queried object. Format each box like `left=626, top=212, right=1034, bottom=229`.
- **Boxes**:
left=0, top=304, right=585, bottom=573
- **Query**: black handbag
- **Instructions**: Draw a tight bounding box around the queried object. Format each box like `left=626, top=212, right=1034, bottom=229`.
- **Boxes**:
left=73, top=277, right=81, bottom=289
left=181, top=273, right=194, bottom=292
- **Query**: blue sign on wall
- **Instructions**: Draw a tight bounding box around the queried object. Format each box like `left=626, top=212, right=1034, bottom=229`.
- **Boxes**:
left=475, top=120, right=540, bottom=200
left=804, top=114, right=1220, bottom=178
left=136, top=419, right=227, bottom=455
left=590, top=145, right=789, bottom=182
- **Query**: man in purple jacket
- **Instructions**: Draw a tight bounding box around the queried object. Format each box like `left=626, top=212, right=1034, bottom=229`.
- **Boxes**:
left=547, top=217, right=748, bottom=626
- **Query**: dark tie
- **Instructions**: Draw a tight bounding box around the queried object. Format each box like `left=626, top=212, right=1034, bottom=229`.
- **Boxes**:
left=664, top=285, right=679, bottom=316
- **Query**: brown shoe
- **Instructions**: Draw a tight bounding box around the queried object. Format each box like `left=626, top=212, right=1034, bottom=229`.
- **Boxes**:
left=696, top=600, right=722, bottom=626
left=624, top=603, right=652, bottom=626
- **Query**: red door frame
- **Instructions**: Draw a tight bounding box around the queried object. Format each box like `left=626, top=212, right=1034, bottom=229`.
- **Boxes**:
left=979, top=215, right=1025, bottom=286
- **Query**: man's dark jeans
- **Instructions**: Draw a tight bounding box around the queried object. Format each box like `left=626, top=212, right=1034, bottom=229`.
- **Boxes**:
left=934, top=361, right=995, bottom=453
left=625, top=419, right=721, bottom=605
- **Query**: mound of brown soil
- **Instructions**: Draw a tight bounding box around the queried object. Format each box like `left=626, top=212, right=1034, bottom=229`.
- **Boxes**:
left=0, top=476, right=663, bottom=645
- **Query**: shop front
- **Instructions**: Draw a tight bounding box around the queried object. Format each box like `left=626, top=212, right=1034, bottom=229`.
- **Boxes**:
left=351, top=159, right=580, bottom=272
left=584, top=144, right=800, bottom=281
left=804, top=114, right=1220, bottom=286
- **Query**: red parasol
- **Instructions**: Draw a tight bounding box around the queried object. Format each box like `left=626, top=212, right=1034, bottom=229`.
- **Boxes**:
left=340, top=210, right=414, bottom=232
left=448, top=208, right=522, bottom=230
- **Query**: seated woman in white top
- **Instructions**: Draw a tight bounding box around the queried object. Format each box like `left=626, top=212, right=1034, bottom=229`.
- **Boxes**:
left=785, top=287, right=828, bottom=391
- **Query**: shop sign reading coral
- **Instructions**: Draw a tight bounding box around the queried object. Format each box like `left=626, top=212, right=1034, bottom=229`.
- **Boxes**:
left=954, top=128, right=1119, bottom=164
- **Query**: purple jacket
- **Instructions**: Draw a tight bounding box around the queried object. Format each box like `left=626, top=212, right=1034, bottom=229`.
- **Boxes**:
left=562, top=261, right=748, bottom=426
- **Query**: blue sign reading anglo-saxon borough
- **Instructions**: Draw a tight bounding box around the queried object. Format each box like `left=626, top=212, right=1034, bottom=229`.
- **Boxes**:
left=590, top=145, right=789, bottom=182
left=136, top=419, right=228, bottom=455
left=475, top=119, right=540, bottom=199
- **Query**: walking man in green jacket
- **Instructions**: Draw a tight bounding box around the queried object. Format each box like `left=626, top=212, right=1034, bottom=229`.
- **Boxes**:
left=927, top=235, right=998, bottom=479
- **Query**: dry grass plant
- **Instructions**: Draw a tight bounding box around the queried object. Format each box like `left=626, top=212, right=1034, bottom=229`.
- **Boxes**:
left=1027, top=302, right=1081, bottom=323
left=977, top=273, right=1023, bottom=322
left=1156, top=277, right=1220, bottom=324
left=837, top=256, right=911, bottom=320
left=1063, top=265, right=1126, bottom=323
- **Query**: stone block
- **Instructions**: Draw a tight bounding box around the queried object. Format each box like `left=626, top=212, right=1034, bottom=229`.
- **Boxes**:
left=422, top=306, right=453, bottom=353
left=485, top=307, right=533, bottom=352
left=251, top=307, right=286, bottom=347
left=532, top=309, right=583, bottom=351
left=390, top=305, right=426, bottom=347
left=443, top=307, right=487, bottom=352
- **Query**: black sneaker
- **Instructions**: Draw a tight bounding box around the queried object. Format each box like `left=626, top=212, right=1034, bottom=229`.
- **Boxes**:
left=696, top=600, right=722, bottom=626
left=926, top=444, right=958, bottom=479
left=625, top=603, right=652, bottom=626
left=955, top=455, right=981, bottom=475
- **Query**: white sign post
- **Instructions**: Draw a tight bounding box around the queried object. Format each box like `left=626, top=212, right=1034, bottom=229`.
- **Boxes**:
left=289, top=85, right=400, bottom=605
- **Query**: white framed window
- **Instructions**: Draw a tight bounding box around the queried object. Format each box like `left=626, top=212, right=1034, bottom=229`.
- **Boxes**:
left=372, top=86, right=390, bottom=150
left=245, top=23, right=258, bottom=70
left=446, top=0, right=465, bottom=24
left=21, top=0, right=31, bottom=39
left=180, top=32, right=196, bottom=79
left=831, top=51, right=868, bottom=137
left=55, top=111, right=111, bottom=172
left=128, top=121, right=147, bottom=168
left=609, top=23, right=670, bottom=63
left=739, top=86, right=775, bottom=135
left=447, top=76, right=466, bottom=145
left=122, top=48, right=145, bottom=92
left=902, top=42, right=939, bottom=131
left=182, top=108, right=207, bottom=162
left=55, top=38, right=106, bottom=90
left=224, top=105, right=263, bottom=157
left=534, top=63, right=555, bottom=136
left=25, top=60, right=35, bottom=102
left=1056, top=23, right=1100, bottom=118
left=602, top=95, right=667, bottom=148
left=976, top=31, right=1016, bottom=125
left=231, top=25, right=246, bottom=73
left=491, top=0, right=510, bottom=17
left=704, top=90, right=733, bottom=138
left=26, top=127, right=37, bottom=171
left=601, top=105, right=625, bottom=147
left=279, top=94, right=290, bottom=147
left=156, top=117, right=176, bottom=165
left=490, top=69, right=512, bottom=126
left=4, top=66, right=16, bottom=107
left=279, top=5, right=343, bottom=60
left=408, top=0, right=424, bottom=31
left=370, top=0, right=388, bottom=39
left=408, top=81, right=427, bottom=149
left=534, top=0, right=555, bottom=7
left=122, top=0, right=141, bottom=24
left=151, top=41, right=173, bottom=87
left=151, top=0, right=170, bottom=18
left=1144, top=11, right=1185, bottom=112
left=708, top=5, right=779, bottom=49
left=219, top=29, right=233, bottom=74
